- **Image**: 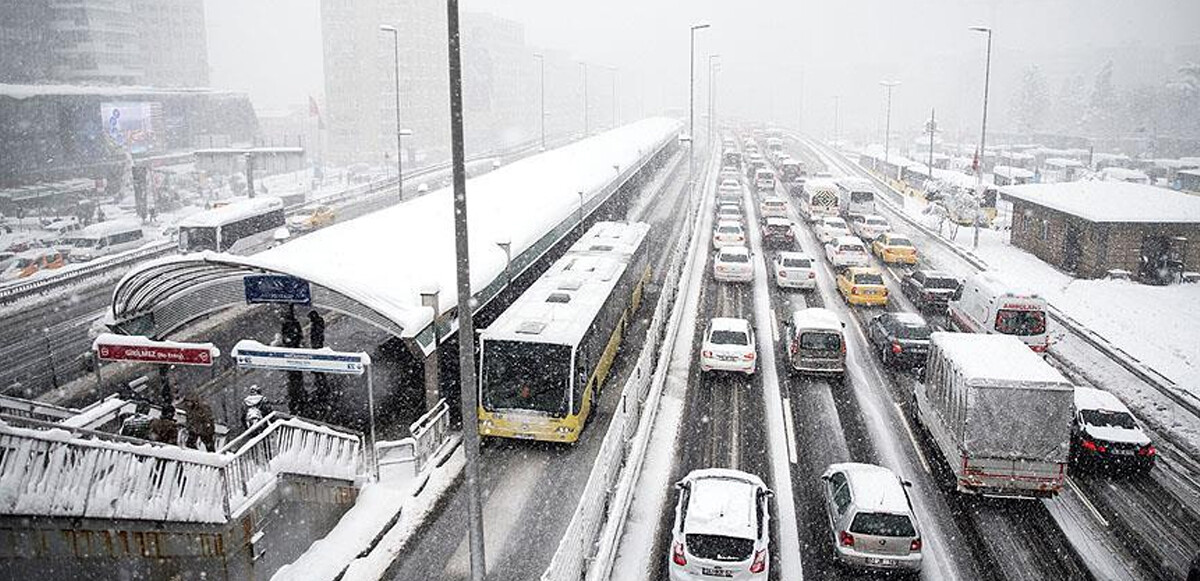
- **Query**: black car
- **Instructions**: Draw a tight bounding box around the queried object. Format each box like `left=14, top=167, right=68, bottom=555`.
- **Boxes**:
left=1189, top=553, right=1200, bottom=581
left=900, top=270, right=961, bottom=313
left=866, top=312, right=932, bottom=369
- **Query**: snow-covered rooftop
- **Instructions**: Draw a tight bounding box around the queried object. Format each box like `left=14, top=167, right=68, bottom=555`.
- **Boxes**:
left=999, top=181, right=1200, bottom=223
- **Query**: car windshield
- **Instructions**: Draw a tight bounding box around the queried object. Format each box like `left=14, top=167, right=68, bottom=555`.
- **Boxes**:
left=1081, top=409, right=1139, bottom=430
left=926, top=277, right=958, bottom=289
left=720, top=253, right=749, bottom=263
left=854, top=273, right=884, bottom=285
left=826, top=219, right=846, bottom=228
left=887, top=237, right=913, bottom=247
left=867, top=217, right=889, bottom=226
left=783, top=257, right=811, bottom=268
left=850, top=512, right=916, bottom=537
left=800, top=331, right=841, bottom=351
left=66, top=238, right=98, bottom=248
left=718, top=226, right=741, bottom=234
left=686, top=534, right=754, bottom=562
left=896, top=324, right=932, bottom=340
left=839, top=244, right=864, bottom=253
left=710, top=329, right=749, bottom=345
left=995, top=309, right=1047, bottom=336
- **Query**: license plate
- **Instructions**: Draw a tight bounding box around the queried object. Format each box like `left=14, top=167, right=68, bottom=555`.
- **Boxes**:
left=865, top=557, right=897, bottom=567
left=701, top=566, right=734, bottom=578
left=1112, top=449, right=1135, bottom=456
left=719, top=355, right=737, bottom=361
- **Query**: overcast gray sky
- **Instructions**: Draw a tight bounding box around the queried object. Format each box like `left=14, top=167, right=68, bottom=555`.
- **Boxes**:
left=205, top=0, right=1200, bottom=137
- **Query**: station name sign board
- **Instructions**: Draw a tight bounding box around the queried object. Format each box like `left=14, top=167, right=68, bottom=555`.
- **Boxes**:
left=231, top=340, right=369, bottom=375
left=93, top=334, right=219, bottom=367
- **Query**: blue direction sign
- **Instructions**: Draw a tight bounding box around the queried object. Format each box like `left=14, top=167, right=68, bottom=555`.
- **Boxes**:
left=231, top=340, right=369, bottom=375
left=244, top=274, right=311, bottom=305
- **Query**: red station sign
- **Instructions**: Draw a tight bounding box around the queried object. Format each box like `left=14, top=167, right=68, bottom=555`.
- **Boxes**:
left=94, top=336, right=217, bottom=367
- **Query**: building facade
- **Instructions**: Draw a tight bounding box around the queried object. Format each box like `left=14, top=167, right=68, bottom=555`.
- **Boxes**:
left=1004, top=183, right=1200, bottom=283
left=0, top=0, right=208, bottom=87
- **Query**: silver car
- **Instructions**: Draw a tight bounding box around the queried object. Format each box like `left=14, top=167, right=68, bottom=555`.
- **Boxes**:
left=820, top=462, right=923, bottom=572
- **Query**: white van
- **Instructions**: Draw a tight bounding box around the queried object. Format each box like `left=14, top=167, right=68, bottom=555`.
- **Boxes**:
left=800, top=178, right=840, bottom=222
left=835, top=177, right=877, bottom=218
left=62, top=220, right=145, bottom=263
left=947, top=271, right=1049, bottom=351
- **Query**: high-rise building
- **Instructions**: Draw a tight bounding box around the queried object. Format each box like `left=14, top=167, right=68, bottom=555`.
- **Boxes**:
left=133, top=0, right=209, bottom=87
left=0, top=0, right=208, bottom=87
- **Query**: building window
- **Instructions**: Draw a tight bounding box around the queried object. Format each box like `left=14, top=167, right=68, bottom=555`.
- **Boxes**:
left=1040, top=218, right=1049, bottom=242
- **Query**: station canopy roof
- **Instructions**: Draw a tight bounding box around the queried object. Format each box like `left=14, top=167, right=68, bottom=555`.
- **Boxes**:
left=111, top=117, right=680, bottom=342
left=1000, top=181, right=1200, bottom=224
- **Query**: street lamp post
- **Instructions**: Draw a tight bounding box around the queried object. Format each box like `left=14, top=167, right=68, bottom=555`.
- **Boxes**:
left=880, top=80, right=900, bottom=165
left=533, top=53, right=546, bottom=150
left=608, top=65, right=618, bottom=129
left=379, top=25, right=407, bottom=200
left=444, top=1, right=485, bottom=579
left=969, top=25, right=994, bottom=249
left=688, top=23, right=710, bottom=203
left=708, top=54, right=720, bottom=147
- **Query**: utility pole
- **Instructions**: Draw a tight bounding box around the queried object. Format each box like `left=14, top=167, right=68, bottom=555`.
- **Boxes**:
left=688, top=23, right=710, bottom=198
left=445, top=1, right=485, bottom=579
left=379, top=25, right=406, bottom=200
left=969, top=25, right=994, bottom=249
left=927, top=108, right=937, bottom=177
left=880, top=80, right=901, bottom=164
left=580, top=62, right=589, bottom=136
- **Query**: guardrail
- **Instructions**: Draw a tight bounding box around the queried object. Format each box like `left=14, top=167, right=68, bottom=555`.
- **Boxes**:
left=0, top=412, right=362, bottom=524
left=802, top=136, right=1200, bottom=422
left=375, top=398, right=452, bottom=481
left=0, top=135, right=562, bottom=307
left=540, top=145, right=710, bottom=581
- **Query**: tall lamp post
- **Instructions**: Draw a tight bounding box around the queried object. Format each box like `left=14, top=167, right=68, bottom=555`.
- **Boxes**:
left=379, top=25, right=409, bottom=200
left=533, top=53, right=546, bottom=150
left=880, top=80, right=900, bottom=165
left=708, top=54, right=721, bottom=147
left=608, top=65, right=618, bottom=129
left=969, top=25, right=994, bottom=249
left=444, top=1, right=485, bottom=579
left=688, top=23, right=710, bottom=199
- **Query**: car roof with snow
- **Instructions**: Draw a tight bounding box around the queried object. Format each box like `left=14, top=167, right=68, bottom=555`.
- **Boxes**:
left=680, top=468, right=766, bottom=539
left=827, top=462, right=912, bottom=514
left=764, top=217, right=791, bottom=227
left=890, top=312, right=928, bottom=327
left=791, top=307, right=842, bottom=331
left=1074, top=386, right=1132, bottom=413
left=777, top=251, right=811, bottom=261
left=716, top=220, right=743, bottom=229
left=831, top=236, right=864, bottom=247
left=717, top=245, right=750, bottom=257
left=709, top=317, right=752, bottom=333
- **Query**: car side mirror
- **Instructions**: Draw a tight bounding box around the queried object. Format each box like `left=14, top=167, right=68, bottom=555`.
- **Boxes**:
left=902, top=480, right=913, bottom=488
left=819, top=474, right=831, bottom=482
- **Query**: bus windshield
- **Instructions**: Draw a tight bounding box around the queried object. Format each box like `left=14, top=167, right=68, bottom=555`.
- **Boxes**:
left=481, top=340, right=572, bottom=417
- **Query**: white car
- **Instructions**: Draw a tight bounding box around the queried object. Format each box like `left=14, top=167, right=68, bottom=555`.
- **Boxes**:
left=716, top=203, right=743, bottom=224
left=713, top=220, right=747, bottom=248
left=700, top=317, right=757, bottom=375
left=719, top=178, right=741, bottom=193
left=821, top=463, right=923, bottom=572
left=815, top=216, right=852, bottom=244
left=773, top=251, right=816, bottom=290
left=713, top=246, right=753, bottom=283
left=720, top=168, right=741, bottom=183
left=758, top=197, right=788, bottom=219
left=849, top=213, right=892, bottom=241
left=825, top=236, right=870, bottom=268
left=669, top=468, right=771, bottom=581
left=717, top=181, right=743, bottom=207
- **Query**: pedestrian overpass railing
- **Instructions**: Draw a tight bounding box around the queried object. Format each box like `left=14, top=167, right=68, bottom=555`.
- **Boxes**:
left=0, top=412, right=362, bottom=524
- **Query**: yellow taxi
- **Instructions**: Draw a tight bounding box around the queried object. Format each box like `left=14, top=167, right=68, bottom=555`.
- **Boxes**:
left=872, top=232, right=918, bottom=265
left=2, top=249, right=66, bottom=281
left=287, top=204, right=337, bottom=232
left=837, top=267, right=889, bottom=306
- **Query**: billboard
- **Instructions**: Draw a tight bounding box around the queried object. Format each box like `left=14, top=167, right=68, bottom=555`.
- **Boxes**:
left=100, top=101, right=161, bottom=154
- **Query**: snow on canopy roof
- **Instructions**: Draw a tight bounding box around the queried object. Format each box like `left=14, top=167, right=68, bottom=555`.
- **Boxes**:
left=992, top=165, right=1035, bottom=179
left=931, top=332, right=1070, bottom=387
left=178, top=196, right=284, bottom=228
left=247, top=118, right=679, bottom=334
left=1000, top=181, right=1200, bottom=223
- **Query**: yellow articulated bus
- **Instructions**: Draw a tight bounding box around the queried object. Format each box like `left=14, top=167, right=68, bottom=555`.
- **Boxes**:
left=478, top=221, right=651, bottom=443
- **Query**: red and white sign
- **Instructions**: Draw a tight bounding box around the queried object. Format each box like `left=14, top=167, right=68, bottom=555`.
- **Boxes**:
left=93, top=334, right=219, bottom=367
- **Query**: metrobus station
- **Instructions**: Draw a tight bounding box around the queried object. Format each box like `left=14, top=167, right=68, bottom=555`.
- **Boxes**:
left=0, top=118, right=681, bottom=579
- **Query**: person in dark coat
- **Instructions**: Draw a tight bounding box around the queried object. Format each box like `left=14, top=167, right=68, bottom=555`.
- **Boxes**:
left=180, top=394, right=216, bottom=451
left=281, top=305, right=306, bottom=414
left=308, top=310, right=331, bottom=419
left=148, top=406, right=179, bottom=445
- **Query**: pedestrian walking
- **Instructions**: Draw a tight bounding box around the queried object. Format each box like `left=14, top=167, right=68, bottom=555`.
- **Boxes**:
left=307, top=310, right=326, bottom=349
left=308, top=309, right=331, bottom=419
left=281, top=306, right=307, bottom=414
left=180, top=394, right=216, bottom=451
left=148, top=406, right=179, bottom=445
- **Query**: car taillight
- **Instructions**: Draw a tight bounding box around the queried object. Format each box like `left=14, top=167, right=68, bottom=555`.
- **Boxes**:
left=1138, top=444, right=1157, bottom=456
left=744, top=352, right=756, bottom=360
left=851, top=285, right=858, bottom=294
left=749, top=549, right=766, bottom=573
left=778, top=270, right=786, bottom=277
left=672, top=541, right=687, bottom=566
left=841, top=342, right=847, bottom=355
left=910, top=538, right=922, bottom=552
left=702, top=350, right=713, bottom=358
left=891, top=342, right=903, bottom=354
left=839, top=531, right=855, bottom=547
left=808, top=271, right=815, bottom=278
left=1081, top=439, right=1107, bottom=453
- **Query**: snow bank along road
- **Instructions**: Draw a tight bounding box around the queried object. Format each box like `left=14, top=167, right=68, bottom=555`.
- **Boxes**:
left=379, top=147, right=691, bottom=581
left=795, top=136, right=1200, bottom=580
